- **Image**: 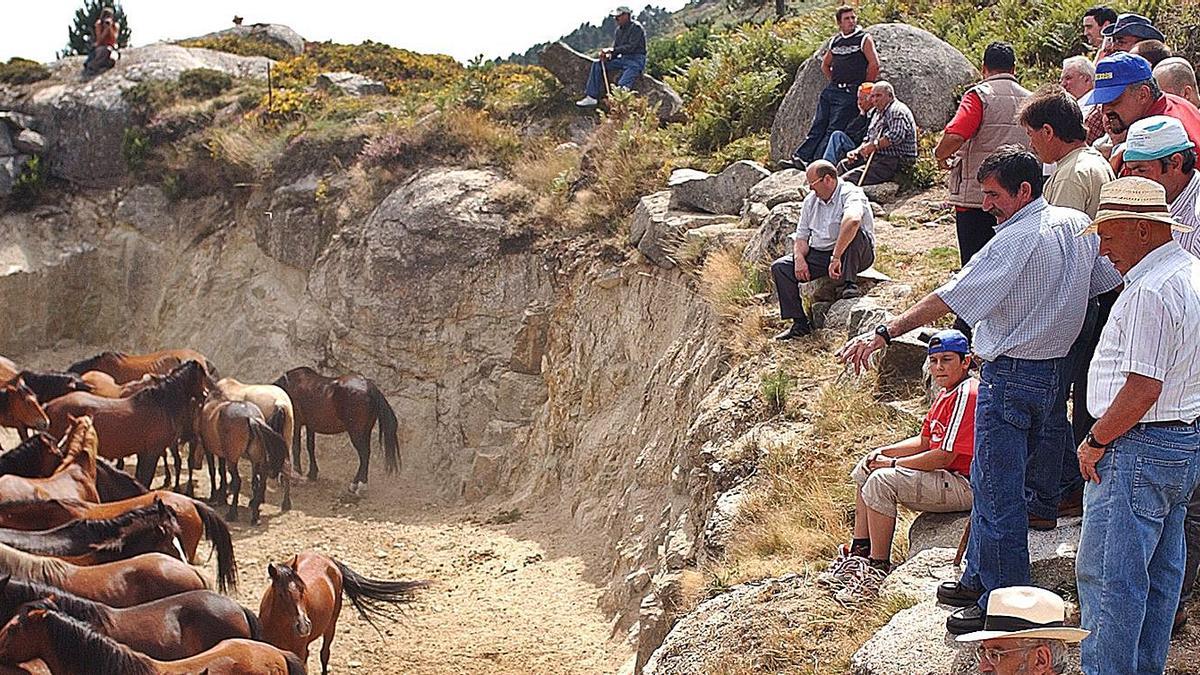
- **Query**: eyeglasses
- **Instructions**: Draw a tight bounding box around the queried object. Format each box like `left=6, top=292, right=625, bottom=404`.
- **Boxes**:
left=977, top=644, right=1029, bottom=665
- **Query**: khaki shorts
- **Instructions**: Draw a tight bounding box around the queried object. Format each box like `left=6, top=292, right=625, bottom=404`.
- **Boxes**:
left=851, top=455, right=973, bottom=518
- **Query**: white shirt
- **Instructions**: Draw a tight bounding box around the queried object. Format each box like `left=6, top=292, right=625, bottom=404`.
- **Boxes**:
left=1087, top=242, right=1200, bottom=421
left=1169, top=170, right=1200, bottom=257
left=791, top=179, right=874, bottom=251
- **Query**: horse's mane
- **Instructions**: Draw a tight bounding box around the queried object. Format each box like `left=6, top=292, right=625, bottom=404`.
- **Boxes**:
left=0, top=543, right=69, bottom=586
left=0, top=497, right=88, bottom=511
left=0, top=434, right=57, bottom=474
left=33, top=607, right=155, bottom=675
left=48, top=502, right=171, bottom=540
left=66, top=351, right=126, bottom=375
left=130, top=361, right=203, bottom=415
left=95, top=459, right=149, bottom=497
left=0, top=578, right=112, bottom=630
left=54, top=419, right=97, bottom=473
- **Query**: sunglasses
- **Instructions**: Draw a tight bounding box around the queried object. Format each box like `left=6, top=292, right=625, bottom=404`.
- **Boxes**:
left=977, top=644, right=1029, bottom=664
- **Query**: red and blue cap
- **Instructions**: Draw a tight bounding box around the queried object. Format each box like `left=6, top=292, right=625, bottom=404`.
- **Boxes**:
left=1086, top=53, right=1154, bottom=106
left=928, top=329, right=971, bottom=356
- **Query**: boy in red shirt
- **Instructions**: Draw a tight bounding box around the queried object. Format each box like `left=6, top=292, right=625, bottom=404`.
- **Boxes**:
left=821, top=330, right=977, bottom=598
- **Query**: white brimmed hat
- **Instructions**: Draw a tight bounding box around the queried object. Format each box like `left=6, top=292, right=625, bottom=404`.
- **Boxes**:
left=1080, top=176, right=1193, bottom=234
left=1125, top=116, right=1195, bottom=162
left=956, top=586, right=1090, bottom=643
left=610, top=6, right=633, bottom=16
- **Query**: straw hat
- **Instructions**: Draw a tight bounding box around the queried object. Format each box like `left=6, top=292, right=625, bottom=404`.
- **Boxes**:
left=956, top=586, right=1090, bottom=643
left=1080, top=176, right=1193, bottom=234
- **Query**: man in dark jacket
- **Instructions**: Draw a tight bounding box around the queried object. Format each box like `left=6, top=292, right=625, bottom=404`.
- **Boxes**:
left=577, top=7, right=648, bottom=106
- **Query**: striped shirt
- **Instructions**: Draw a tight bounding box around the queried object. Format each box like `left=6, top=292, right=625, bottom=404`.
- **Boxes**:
left=868, top=99, right=918, bottom=159
left=1170, top=170, right=1200, bottom=257
left=1087, top=242, right=1200, bottom=421
left=936, top=198, right=1123, bottom=362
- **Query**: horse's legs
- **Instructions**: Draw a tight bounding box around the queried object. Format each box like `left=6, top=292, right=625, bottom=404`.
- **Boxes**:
left=248, top=467, right=264, bottom=525
left=158, top=449, right=172, bottom=490
left=16, top=428, right=28, bottom=442
left=292, top=422, right=304, bottom=476
left=135, top=451, right=159, bottom=489
left=321, top=595, right=342, bottom=675
left=171, top=442, right=183, bottom=492
left=116, top=457, right=125, bottom=471
left=349, top=431, right=372, bottom=495
left=226, top=461, right=241, bottom=522
left=306, top=428, right=318, bottom=481
left=218, top=457, right=229, bottom=495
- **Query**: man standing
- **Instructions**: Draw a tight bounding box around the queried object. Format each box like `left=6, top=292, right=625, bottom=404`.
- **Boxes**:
left=1082, top=6, right=1117, bottom=52
left=837, top=81, right=918, bottom=186
left=1122, top=116, right=1200, bottom=254
left=1060, top=56, right=1096, bottom=106
left=1021, top=85, right=1114, bottom=218
left=934, top=42, right=1030, bottom=331
left=818, top=82, right=875, bottom=166
left=790, top=5, right=880, bottom=166
left=1088, top=53, right=1200, bottom=171
left=576, top=7, right=647, bottom=107
left=838, top=146, right=1121, bottom=634
left=1154, top=58, right=1200, bottom=109
left=771, top=161, right=875, bottom=340
left=1075, top=176, right=1200, bottom=675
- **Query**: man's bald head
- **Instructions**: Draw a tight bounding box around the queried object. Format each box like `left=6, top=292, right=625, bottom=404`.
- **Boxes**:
left=806, top=160, right=839, bottom=199
left=1154, top=57, right=1200, bottom=108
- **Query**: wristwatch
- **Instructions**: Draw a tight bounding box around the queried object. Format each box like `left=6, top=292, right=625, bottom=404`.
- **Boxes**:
left=874, top=324, right=892, bottom=345
left=1085, top=430, right=1108, bottom=449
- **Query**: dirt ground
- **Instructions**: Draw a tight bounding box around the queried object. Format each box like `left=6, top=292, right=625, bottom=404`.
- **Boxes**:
left=0, top=427, right=631, bottom=674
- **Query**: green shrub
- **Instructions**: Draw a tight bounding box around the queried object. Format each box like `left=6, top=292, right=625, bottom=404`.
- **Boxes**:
left=646, top=22, right=714, bottom=79
left=122, top=127, right=150, bottom=172
left=760, top=368, right=796, bottom=414
left=122, top=79, right=178, bottom=122
left=0, top=58, right=50, bottom=85
left=177, top=68, right=232, bottom=99
left=180, top=35, right=293, bottom=61
left=10, top=156, right=48, bottom=208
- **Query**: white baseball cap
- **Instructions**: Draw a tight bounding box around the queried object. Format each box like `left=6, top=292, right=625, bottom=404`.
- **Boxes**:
left=1125, top=115, right=1196, bottom=162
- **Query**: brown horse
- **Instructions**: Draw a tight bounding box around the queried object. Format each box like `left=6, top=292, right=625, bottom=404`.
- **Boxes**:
left=6, top=372, right=90, bottom=407
left=66, top=349, right=219, bottom=384
left=0, top=544, right=206, bottom=608
left=273, top=367, right=400, bottom=495
left=0, top=416, right=99, bottom=504
left=0, top=493, right=236, bottom=593
left=0, top=500, right=184, bottom=566
left=0, top=579, right=259, bottom=662
left=0, top=600, right=303, bottom=675
left=260, top=550, right=426, bottom=675
left=194, top=395, right=290, bottom=525
left=0, top=381, right=48, bottom=451
left=44, top=361, right=208, bottom=488
left=0, top=436, right=60, bottom=480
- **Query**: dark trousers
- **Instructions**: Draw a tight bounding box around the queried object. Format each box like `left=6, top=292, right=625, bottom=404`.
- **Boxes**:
left=771, top=229, right=875, bottom=330
left=1183, top=485, right=1200, bottom=609
left=952, top=208, right=997, bottom=335
left=837, top=154, right=910, bottom=187
left=793, top=85, right=859, bottom=163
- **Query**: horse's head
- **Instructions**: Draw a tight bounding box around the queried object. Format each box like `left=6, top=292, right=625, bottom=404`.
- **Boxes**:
left=267, top=560, right=311, bottom=639
left=58, top=416, right=98, bottom=469
left=0, top=595, right=55, bottom=664
left=23, top=433, right=62, bottom=476
left=118, top=500, right=184, bottom=561
left=0, top=379, right=49, bottom=432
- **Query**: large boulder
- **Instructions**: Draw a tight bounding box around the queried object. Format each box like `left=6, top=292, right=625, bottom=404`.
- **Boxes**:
left=746, top=168, right=808, bottom=208
left=7, top=44, right=271, bottom=188
left=538, top=42, right=685, bottom=123
left=181, top=23, right=306, bottom=56
left=742, top=200, right=802, bottom=263
left=668, top=161, right=771, bottom=215
left=315, top=71, right=388, bottom=97
left=628, top=190, right=741, bottom=267
left=770, top=23, right=978, bottom=162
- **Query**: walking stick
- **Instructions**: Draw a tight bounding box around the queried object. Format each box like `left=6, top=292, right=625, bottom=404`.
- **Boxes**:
left=600, top=52, right=611, bottom=98
left=954, top=520, right=970, bottom=566
left=857, top=149, right=876, bottom=187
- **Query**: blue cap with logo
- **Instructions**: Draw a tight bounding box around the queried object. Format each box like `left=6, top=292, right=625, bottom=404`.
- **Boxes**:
left=1086, top=53, right=1154, bottom=106
left=928, top=329, right=971, bottom=356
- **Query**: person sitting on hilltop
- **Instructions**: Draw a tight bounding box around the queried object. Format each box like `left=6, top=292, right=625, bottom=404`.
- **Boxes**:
left=83, top=6, right=120, bottom=75
left=818, top=330, right=977, bottom=600
left=769, top=160, right=875, bottom=340
left=836, top=81, right=917, bottom=186
left=575, top=6, right=647, bottom=107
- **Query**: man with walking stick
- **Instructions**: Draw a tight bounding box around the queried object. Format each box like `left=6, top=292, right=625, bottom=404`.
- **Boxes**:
left=576, top=7, right=647, bottom=107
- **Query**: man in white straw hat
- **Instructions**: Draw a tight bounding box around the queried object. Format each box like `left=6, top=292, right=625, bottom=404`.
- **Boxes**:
left=956, top=586, right=1087, bottom=674
left=1075, top=176, right=1200, bottom=674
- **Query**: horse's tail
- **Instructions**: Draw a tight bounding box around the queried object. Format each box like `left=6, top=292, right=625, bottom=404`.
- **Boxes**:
left=247, top=417, right=289, bottom=480
left=366, top=382, right=400, bottom=475
left=241, top=605, right=262, bottom=641
left=334, top=558, right=427, bottom=635
left=266, top=407, right=286, bottom=438
left=192, top=498, right=237, bottom=594
left=284, top=652, right=306, bottom=675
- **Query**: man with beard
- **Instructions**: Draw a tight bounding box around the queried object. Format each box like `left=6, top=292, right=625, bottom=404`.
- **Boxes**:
left=1087, top=53, right=1200, bottom=173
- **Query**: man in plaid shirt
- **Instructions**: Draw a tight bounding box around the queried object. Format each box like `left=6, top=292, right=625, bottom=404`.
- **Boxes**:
left=837, top=81, right=918, bottom=186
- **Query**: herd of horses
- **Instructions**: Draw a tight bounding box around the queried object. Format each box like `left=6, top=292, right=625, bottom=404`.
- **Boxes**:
left=0, top=349, right=423, bottom=673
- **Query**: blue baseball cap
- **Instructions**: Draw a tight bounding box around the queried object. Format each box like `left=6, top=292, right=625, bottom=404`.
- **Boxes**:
left=928, top=329, right=971, bottom=356
left=1086, top=53, right=1154, bottom=106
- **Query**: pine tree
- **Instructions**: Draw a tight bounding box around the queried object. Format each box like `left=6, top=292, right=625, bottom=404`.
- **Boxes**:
left=59, top=0, right=131, bottom=59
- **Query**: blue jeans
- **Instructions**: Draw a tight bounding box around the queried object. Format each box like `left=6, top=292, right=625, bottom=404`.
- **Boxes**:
left=959, top=356, right=1069, bottom=609
left=1023, top=350, right=1076, bottom=521
left=585, top=54, right=647, bottom=99
left=1078, top=422, right=1200, bottom=675
left=793, top=84, right=858, bottom=163
left=822, top=130, right=857, bottom=165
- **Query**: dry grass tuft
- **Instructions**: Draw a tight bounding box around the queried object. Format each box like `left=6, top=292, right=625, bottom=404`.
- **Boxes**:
left=873, top=244, right=960, bottom=302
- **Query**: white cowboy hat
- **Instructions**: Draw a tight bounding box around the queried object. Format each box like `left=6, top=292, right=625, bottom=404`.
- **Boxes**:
left=1080, top=176, right=1193, bottom=234
left=956, top=586, right=1090, bottom=643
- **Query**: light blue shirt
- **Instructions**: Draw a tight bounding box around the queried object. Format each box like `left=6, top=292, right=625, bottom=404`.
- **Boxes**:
left=792, top=179, right=875, bottom=251
left=937, top=198, right=1122, bottom=362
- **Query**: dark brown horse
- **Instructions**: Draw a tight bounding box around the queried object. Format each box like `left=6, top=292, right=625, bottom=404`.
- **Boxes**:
left=0, top=381, right=48, bottom=451
left=0, top=416, right=99, bottom=504
left=0, top=436, right=60, bottom=480
left=273, top=366, right=400, bottom=495
left=7, top=372, right=90, bottom=406
left=260, top=550, right=426, bottom=675
left=66, top=349, right=219, bottom=384
left=0, top=600, right=303, bottom=675
left=0, top=579, right=258, bottom=662
left=0, top=500, right=184, bottom=566
left=0, top=544, right=206, bottom=608
left=0, top=493, right=236, bottom=593
left=194, top=395, right=290, bottom=525
left=44, top=361, right=208, bottom=488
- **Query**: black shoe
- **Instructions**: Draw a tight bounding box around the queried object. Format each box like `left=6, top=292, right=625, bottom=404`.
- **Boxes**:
left=778, top=158, right=806, bottom=171
left=946, top=604, right=986, bottom=635
left=1029, top=514, right=1057, bottom=531
left=840, top=282, right=861, bottom=299
left=937, top=580, right=983, bottom=607
left=773, top=322, right=812, bottom=341
left=1174, top=608, right=1188, bottom=635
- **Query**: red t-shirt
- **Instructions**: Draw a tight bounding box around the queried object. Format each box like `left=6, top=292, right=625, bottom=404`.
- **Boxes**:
left=921, top=377, right=978, bottom=476
left=944, top=91, right=984, bottom=140
left=1147, top=94, right=1200, bottom=150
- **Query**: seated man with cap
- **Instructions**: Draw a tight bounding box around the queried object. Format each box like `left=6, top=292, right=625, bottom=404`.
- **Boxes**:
left=819, top=329, right=976, bottom=597
left=576, top=7, right=647, bottom=107
left=956, top=586, right=1088, bottom=675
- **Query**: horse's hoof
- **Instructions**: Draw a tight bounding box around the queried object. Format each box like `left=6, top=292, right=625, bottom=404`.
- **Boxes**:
left=308, top=470, right=319, bottom=481
left=250, top=514, right=260, bottom=526
left=281, top=498, right=292, bottom=512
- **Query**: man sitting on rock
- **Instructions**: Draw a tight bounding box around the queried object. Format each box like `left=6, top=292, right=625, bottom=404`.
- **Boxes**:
left=820, top=329, right=976, bottom=596
left=83, top=6, right=120, bottom=75
left=819, top=82, right=875, bottom=166
left=575, top=6, right=646, bottom=107
left=956, top=586, right=1088, bottom=674
left=837, top=81, right=917, bottom=186
left=770, top=160, right=875, bottom=340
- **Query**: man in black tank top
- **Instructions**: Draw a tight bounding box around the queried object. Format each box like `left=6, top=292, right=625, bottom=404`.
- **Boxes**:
left=786, top=6, right=880, bottom=167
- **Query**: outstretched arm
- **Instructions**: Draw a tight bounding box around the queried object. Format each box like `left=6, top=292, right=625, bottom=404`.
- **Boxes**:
left=836, top=291, right=952, bottom=372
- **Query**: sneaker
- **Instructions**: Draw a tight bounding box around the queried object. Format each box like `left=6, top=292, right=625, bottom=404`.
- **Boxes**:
left=575, top=96, right=599, bottom=107
left=828, top=556, right=889, bottom=603
left=936, top=580, right=983, bottom=607
left=778, top=158, right=806, bottom=171
left=1174, top=608, right=1189, bottom=635
left=816, top=545, right=855, bottom=586
left=841, top=282, right=861, bottom=299
left=946, top=604, right=986, bottom=635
